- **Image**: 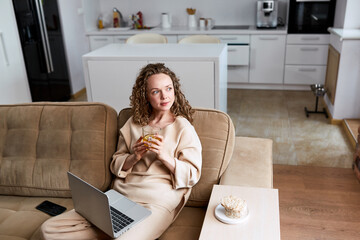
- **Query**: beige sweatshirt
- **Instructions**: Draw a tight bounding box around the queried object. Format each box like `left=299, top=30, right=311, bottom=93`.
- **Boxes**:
left=110, top=116, right=202, bottom=212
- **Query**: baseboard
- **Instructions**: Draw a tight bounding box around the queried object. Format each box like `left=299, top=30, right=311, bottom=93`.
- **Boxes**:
left=321, top=98, right=342, bottom=125
left=320, top=98, right=356, bottom=149
left=71, top=88, right=86, bottom=99
left=330, top=118, right=343, bottom=125
left=343, top=120, right=357, bottom=149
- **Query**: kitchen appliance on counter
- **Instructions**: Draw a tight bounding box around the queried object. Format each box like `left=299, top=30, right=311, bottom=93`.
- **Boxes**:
left=161, top=13, right=171, bottom=29
left=256, top=0, right=278, bottom=28
left=288, top=0, right=336, bottom=34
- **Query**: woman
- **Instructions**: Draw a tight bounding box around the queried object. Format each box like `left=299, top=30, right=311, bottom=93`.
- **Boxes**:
left=41, top=63, right=202, bottom=240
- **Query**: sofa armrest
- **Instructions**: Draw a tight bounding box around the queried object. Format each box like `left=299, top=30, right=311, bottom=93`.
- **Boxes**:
left=219, top=136, right=273, bottom=188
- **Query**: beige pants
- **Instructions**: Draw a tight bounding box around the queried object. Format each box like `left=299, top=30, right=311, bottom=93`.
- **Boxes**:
left=41, top=204, right=175, bottom=240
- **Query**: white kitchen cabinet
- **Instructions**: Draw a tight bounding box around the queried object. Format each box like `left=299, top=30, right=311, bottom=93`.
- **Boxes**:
left=209, top=34, right=250, bottom=84
left=286, top=35, right=330, bottom=45
left=227, top=66, right=249, bottom=83
left=87, top=60, right=214, bottom=112
left=113, top=35, right=132, bottom=43
left=165, top=35, right=178, bottom=43
left=89, top=35, right=131, bottom=50
left=284, top=66, right=327, bottom=85
left=0, top=0, right=31, bottom=103
left=89, top=34, right=177, bottom=51
left=284, top=34, right=329, bottom=85
left=177, top=35, right=188, bottom=42
left=89, top=35, right=113, bottom=51
left=113, top=34, right=177, bottom=43
left=249, top=35, right=286, bottom=84
left=83, top=43, right=227, bottom=113
left=162, top=61, right=214, bottom=108
left=226, top=44, right=249, bottom=84
left=87, top=60, right=147, bottom=110
left=285, top=45, right=329, bottom=65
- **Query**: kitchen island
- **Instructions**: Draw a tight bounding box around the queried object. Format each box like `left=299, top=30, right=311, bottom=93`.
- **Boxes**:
left=86, top=27, right=304, bottom=90
left=82, top=43, right=227, bottom=113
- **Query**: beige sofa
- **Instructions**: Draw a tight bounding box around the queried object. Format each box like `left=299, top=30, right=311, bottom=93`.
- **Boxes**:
left=0, top=102, right=273, bottom=240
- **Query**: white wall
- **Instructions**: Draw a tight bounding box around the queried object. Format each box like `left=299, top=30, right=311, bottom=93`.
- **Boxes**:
left=0, top=0, right=32, bottom=104
left=334, top=0, right=360, bottom=29
left=83, top=0, right=100, bottom=31
left=97, top=0, right=288, bottom=28
left=343, top=0, right=360, bottom=29
left=333, top=40, right=360, bottom=119
left=58, top=0, right=90, bottom=94
left=333, top=0, right=347, bottom=28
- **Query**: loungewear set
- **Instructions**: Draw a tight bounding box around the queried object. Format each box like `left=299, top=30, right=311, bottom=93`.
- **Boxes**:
left=41, top=116, right=202, bottom=240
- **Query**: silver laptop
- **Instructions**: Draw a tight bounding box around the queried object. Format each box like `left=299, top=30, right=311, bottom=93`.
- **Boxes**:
left=67, top=172, right=151, bottom=238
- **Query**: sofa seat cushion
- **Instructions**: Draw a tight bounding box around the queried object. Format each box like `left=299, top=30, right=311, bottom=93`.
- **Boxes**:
left=220, top=136, right=273, bottom=188
left=0, top=195, right=73, bottom=240
left=159, top=206, right=206, bottom=240
left=0, top=102, right=118, bottom=197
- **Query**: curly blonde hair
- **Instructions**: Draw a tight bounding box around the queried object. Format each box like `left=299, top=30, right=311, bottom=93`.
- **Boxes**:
left=130, top=63, right=194, bottom=126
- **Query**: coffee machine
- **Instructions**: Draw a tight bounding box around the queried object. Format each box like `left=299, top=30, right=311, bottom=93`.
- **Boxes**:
left=256, top=0, right=278, bottom=28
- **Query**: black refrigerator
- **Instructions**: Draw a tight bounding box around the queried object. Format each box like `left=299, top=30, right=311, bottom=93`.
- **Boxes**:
left=12, top=0, right=71, bottom=101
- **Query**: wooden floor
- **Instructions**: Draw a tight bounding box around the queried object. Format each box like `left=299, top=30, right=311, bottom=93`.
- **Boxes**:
left=274, top=164, right=360, bottom=240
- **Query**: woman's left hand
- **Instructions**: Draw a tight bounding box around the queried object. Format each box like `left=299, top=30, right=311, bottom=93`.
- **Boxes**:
left=148, top=135, right=175, bottom=173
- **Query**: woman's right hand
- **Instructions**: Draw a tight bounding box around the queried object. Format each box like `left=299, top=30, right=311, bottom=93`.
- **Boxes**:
left=123, top=137, right=147, bottom=171
left=133, top=136, right=147, bottom=161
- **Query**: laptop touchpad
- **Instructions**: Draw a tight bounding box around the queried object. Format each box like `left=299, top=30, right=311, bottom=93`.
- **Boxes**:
left=106, top=189, right=124, bottom=203
left=113, top=197, right=136, bottom=213
left=106, top=189, right=136, bottom=212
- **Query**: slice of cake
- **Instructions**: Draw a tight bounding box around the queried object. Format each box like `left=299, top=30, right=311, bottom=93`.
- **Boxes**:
left=220, top=195, right=248, bottom=219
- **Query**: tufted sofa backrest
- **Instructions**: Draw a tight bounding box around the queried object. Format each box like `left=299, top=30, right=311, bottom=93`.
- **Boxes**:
left=118, top=108, right=235, bottom=207
left=0, top=102, right=118, bottom=197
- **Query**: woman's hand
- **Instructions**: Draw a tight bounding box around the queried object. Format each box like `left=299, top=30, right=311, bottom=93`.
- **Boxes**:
left=133, top=136, right=147, bottom=160
left=148, top=135, right=175, bottom=173
left=122, top=137, right=147, bottom=171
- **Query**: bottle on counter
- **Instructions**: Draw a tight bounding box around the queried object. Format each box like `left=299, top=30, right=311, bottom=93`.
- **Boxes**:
left=98, top=15, right=104, bottom=29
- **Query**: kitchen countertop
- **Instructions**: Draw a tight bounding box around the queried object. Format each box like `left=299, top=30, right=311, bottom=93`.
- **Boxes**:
left=86, top=25, right=287, bottom=36
left=83, top=43, right=227, bottom=60
left=328, top=28, right=360, bottom=41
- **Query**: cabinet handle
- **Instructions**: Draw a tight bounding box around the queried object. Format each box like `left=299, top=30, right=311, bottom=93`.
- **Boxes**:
left=299, top=68, right=317, bottom=72
left=0, top=32, right=9, bottom=66
left=300, top=47, right=319, bottom=51
left=94, top=38, right=110, bottom=41
left=219, top=37, right=238, bottom=40
left=228, top=49, right=237, bottom=52
left=301, top=37, right=320, bottom=41
left=259, top=37, right=278, bottom=40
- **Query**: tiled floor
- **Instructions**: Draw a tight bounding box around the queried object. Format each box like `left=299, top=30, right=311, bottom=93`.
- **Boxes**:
left=74, top=88, right=354, bottom=168
left=227, top=89, right=353, bottom=168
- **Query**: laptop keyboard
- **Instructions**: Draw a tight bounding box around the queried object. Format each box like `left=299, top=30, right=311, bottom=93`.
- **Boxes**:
left=110, top=206, right=134, bottom=233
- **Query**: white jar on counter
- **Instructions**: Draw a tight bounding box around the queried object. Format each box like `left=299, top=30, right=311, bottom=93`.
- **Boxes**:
left=188, top=15, right=197, bottom=28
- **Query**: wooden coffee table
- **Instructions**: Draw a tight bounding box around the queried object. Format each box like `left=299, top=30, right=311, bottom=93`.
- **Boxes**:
left=199, top=185, right=280, bottom=240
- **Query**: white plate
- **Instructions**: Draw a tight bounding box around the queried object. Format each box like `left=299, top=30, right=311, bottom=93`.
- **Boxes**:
left=214, top=204, right=249, bottom=224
